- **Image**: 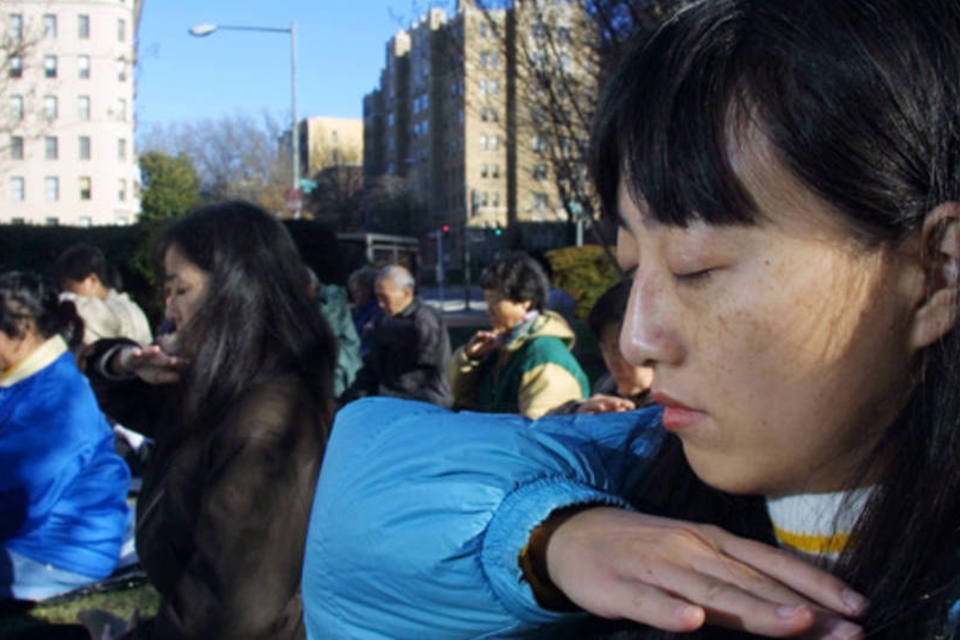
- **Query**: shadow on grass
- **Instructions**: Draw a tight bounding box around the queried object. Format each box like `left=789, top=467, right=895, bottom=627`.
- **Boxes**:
left=0, top=582, right=161, bottom=639
left=0, top=599, right=88, bottom=639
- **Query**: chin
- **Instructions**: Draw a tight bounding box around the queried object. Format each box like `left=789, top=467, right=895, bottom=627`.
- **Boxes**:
left=681, top=444, right=770, bottom=496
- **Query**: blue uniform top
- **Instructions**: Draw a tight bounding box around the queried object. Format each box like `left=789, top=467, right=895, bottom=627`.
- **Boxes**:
left=0, top=337, right=129, bottom=579
left=302, top=397, right=664, bottom=639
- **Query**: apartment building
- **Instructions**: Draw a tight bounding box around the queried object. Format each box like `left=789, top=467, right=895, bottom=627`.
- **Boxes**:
left=362, top=0, right=595, bottom=261
left=297, top=116, right=363, bottom=176
left=0, top=0, right=142, bottom=226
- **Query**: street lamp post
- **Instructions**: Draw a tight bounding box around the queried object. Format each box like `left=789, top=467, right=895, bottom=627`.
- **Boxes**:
left=189, top=22, right=300, bottom=215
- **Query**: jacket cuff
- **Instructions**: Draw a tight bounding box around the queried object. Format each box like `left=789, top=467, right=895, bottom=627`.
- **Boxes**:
left=480, top=475, right=632, bottom=624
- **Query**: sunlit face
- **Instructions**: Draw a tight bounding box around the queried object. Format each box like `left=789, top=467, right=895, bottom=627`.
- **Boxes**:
left=0, top=329, right=21, bottom=371
left=484, top=289, right=532, bottom=333
left=163, top=243, right=210, bottom=333
left=375, top=277, right=414, bottom=316
left=617, top=133, right=923, bottom=495
left=599, top=324, right=654, bottom=399
left=0, top=322, right=41, bottom=373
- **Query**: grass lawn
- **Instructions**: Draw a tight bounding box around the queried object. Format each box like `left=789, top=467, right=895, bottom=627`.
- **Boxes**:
left=0, top=580, right=160, bottom=637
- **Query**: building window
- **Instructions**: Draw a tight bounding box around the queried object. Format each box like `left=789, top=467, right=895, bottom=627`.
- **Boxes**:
left=78, top=14, right=90, bottom=39
left=116, top=216, right=129, bottom=226
left=79, top=176, right=92, bottom=200
left=9, top=56, right=22, bottom=78
left=532, top=22, right=548, bottom=40
left=532, top=135, right=547, bottom=153
left=116, top=58, right=127, bottom=81
left=78, top=55, right=90, bottom=79
left=45, top=136, right=58, bottom=160
left=9, top=14, right=22, bottom=39
left=117, top=138, right=126, bottom=160
left=79, top=216, right=93, bottom=227
left=45, top=176, right=59, bottom=201
left=533, top=163, right=549, bottom=180
left=481, top=163, right=489, bottom=179
left=43, top=95, right=58, bottom=120
left=44, top=14, right=57, bottom=38
left=118, top=178, right=126, bottom=202
left=115, top=98, right=126, bottom=121
left=10, top=217, right=24, bottom=225
left=533, top=192, right=550, bottom=209
left=491, top=191, right=501, bottom=207
left=491, top=164, right=500, bottom=179
left=10, top=136, right=23, bottom=160
left=117, top=18, right=126, bottom=42
left=44, top=55, right=58, bottom=78
left=479, top=79, right=499, bottom=97
left=10, top=95, right=22, bottom=120
left=45, top=217, right=59, bottom=226
left=10, top=176, right=24, bottom=201
left=79, top=136, right=91, bottom=160
left=78, top=95, right=90, bottom=120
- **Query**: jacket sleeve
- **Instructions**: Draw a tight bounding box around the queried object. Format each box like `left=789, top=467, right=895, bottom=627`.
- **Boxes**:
left=448, top=345, right=483, bottom=410
left=518, top=362, right=587, bottom=419
left=147, top=382, right=322, bottom=639
left=0, top=387, right=112, bottom=540
left=82, top=338, right=173, bottom=439
left=301, top=397, right=664, bottom=639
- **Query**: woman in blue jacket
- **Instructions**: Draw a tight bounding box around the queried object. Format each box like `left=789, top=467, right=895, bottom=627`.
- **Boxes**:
left=0, top=272, right=129, bottom=601
left=303, top=0, right=960, bottom=637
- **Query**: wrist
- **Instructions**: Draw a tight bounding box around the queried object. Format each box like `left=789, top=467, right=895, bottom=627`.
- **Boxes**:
left=519, top=505, right=593, bottom=612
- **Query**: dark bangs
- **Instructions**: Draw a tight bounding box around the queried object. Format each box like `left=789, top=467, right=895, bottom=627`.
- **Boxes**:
left=594, top=0, right=960, bottom=242
left=592, top=0, right=759, bottom=229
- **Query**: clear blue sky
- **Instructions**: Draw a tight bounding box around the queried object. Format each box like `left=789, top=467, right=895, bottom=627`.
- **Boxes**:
left=136, top=0, right=444, bottom=129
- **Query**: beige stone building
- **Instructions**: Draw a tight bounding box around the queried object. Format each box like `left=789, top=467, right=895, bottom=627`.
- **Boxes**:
left=362, top=0, right=595, bottom=267
left=0, top=0, right=142, bottom=226
left=297, top=116, right=363, bottom=176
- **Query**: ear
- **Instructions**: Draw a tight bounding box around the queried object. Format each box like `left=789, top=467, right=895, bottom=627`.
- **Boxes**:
left=910, top=202, right=960, bottom=350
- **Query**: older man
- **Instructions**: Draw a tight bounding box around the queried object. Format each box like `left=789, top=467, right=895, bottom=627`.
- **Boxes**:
left=353, top=265, right=452, bottom=407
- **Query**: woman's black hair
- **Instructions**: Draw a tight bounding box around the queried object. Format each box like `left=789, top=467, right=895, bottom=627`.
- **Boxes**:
left=591, top=0, right=960, bottom=636
left=479, top=252, right=550, bottom=312
left=0, top=271, right=84, bottom=349
left=156, top=201, right=337, bottom=432
left=587, top=280, right=629, bottom=340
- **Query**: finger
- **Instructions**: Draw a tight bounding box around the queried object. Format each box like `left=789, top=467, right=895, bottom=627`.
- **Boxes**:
left=589, top=579, right=706, bottom=632
left=802, top=611, right=866, bottom=640
left=712, top=529, right=867, bottom=617
left=622, top=551, right=816, bottom=638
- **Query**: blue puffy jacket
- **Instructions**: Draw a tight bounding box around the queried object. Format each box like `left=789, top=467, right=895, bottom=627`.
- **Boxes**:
left=0, top=337, right=130, bottom=579
left=301, top=397, right=664, bottom=639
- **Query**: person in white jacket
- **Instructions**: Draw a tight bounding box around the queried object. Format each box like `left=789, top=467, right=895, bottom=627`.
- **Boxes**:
left=54, top=243, right=152, bottom=347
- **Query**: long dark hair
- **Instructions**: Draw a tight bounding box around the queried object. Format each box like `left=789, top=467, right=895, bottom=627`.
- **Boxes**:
left=0, top=271, right=84, bottom=349
left=591, top=0, right=960, bottom=636
left=156, top=201, right=337, bottom=432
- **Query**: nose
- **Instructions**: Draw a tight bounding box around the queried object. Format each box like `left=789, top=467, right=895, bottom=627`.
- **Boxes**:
left=619, top=269, right=684, bottom=368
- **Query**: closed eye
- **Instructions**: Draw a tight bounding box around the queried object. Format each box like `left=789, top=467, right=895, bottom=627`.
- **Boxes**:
left=672, top=268, right=714, bottom=283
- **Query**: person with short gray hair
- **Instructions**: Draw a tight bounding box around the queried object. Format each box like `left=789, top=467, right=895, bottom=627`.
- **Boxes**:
left=352, top=265, right=452, bottom=407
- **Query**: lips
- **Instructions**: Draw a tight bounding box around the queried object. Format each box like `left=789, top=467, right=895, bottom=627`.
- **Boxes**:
left=652, top=391, right=706, bottom=431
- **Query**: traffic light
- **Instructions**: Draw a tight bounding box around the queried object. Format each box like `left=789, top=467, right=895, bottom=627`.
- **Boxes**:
left=493, top=224, right=503, bottom=237
left=442, top=224, right=451, bottom=233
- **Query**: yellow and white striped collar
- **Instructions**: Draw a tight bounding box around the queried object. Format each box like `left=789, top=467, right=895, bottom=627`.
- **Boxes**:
left=0, top=335, right=68, bottom=388
left=766, top=487, right=873, bottom=565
